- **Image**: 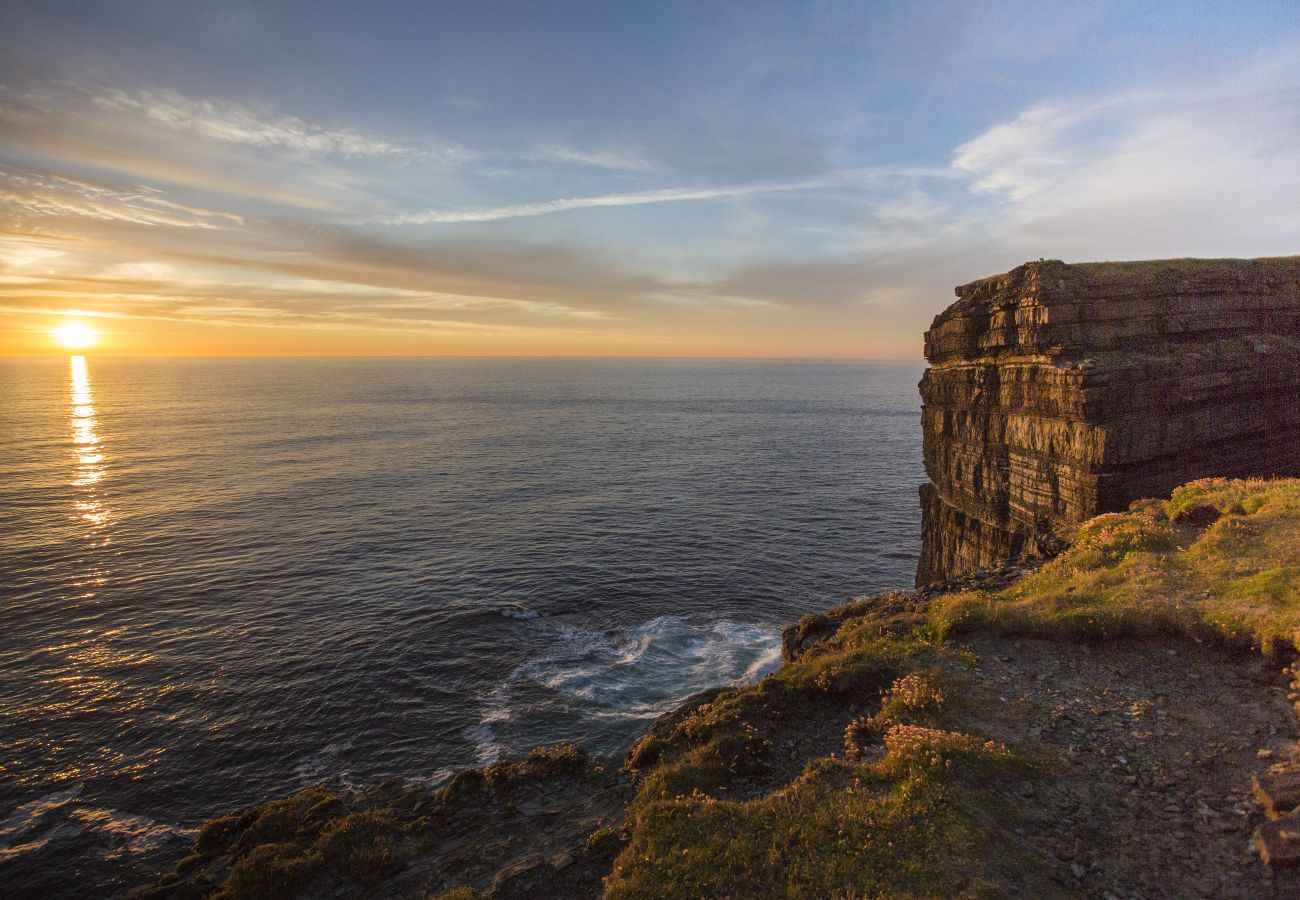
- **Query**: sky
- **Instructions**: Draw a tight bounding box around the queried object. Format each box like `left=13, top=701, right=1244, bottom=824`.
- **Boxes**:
left=1, top=1, right=1298, bottom=358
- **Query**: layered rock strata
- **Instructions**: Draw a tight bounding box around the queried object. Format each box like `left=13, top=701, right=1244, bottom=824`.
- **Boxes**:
left=917, top=256, right=1300, bottom=585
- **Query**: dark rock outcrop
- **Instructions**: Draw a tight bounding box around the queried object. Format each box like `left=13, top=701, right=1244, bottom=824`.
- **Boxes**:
left=917, top=256, right=1300, bottom=585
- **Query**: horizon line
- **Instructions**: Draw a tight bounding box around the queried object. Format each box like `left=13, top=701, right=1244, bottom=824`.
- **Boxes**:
left=1, top=352, right=927, bottom=362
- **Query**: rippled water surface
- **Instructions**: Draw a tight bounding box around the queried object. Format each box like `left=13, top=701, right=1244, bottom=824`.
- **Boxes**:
left=0, top=357, right=924, bottom=896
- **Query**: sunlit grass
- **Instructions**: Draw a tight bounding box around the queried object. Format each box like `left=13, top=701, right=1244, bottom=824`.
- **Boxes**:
left=933, top=478, right=1300, bottom=653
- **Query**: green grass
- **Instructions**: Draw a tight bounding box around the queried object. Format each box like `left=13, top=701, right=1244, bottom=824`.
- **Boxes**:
left=611, top=605, right=1049, bottom=897
left=932, top=478, right=1300, bottom=653
left=608, top=760, right=1032, bottom=899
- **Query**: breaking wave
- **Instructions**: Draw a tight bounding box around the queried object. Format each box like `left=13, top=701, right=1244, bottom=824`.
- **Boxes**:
left=466, top=615, right=782, bottom=763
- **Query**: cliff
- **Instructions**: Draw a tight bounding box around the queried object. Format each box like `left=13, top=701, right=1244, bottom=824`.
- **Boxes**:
left=917, top=256, right=1300, bottom=585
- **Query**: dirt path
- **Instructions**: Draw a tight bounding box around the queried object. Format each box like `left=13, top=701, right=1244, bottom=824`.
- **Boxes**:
left=948, top=635, right=1300, bottom=899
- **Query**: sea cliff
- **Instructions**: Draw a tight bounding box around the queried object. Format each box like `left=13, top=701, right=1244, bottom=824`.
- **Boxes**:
left=139, top=258, right=1300, bottom=899
left=917, top=257, right=1300, bottom=585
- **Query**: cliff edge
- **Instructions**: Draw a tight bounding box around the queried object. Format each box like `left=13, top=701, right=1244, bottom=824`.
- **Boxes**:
left=918, top=256, right=1300, bottom=585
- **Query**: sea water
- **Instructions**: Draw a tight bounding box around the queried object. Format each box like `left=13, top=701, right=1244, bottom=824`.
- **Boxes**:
left=0, top=357, right=924, bottom=896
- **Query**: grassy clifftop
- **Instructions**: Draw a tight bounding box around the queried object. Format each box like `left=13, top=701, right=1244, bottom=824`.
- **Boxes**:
left=932, top=478, right=1300, bottom=650
left=144, top=478, right=1300, bottom=899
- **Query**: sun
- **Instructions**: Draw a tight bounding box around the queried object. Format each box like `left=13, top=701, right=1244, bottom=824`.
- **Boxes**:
left=53, top=320, right=99, bottom=350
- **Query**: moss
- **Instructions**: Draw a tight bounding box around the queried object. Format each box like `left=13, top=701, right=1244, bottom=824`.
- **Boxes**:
left=583, top=824, right=626, bottom=858
left=194, top=814, right=241, bottom=858
left=316, top=813, right=400, bottom=885
left=232, top=786, right=342, bottom=853
left=608, top=755, right=1041, bottom=899
left=216, top=843, right=319, bottom=900
left=173, top=852, right=206, bottom=875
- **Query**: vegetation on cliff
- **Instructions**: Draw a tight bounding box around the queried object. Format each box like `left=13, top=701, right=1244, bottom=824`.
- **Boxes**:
left=143, top=478, right=1300, bottom=899
left=934, top=477, right=1300, bottom=651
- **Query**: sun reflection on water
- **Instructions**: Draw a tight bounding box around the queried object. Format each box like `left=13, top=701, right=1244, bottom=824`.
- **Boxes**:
left=69, top=355, right=110, bottom=532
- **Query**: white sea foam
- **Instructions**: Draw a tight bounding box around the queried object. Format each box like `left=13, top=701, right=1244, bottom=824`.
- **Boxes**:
left=500, top=608, right=546, bottom=620
left=464, top=615, right=782, bottom=761
left=519, top=615, right=782, bottom=714
left=293, top=737, right=358, bottom=785
left=464, top=683, right=512, bottom=765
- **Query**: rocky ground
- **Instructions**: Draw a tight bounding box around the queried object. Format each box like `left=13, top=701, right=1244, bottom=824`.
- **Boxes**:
left=950, top=635, right=1300, bottom=899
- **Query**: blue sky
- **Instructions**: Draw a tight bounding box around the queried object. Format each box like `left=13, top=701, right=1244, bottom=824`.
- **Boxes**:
left=2, top=0, right=1298, bottom=355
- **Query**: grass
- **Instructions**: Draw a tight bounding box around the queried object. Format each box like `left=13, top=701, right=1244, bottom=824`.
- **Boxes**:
left=611, top=606, right=1049, bottom=897
left=607, top=761, right=1031, bottom=899
left=932, top=478, right=1300, bottom=653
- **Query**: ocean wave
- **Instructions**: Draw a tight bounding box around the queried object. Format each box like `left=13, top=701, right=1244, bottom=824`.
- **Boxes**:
left=465, top=615, right=782, bottom=762
left=0, top=786, right=86, bottom=861
left=68, top=807, right=193, bottom=859
left=0, top=785, right=189, bottom=862
left=293, top=737, right=358, bottom=787
left=500, top=607, right=547, bottom=620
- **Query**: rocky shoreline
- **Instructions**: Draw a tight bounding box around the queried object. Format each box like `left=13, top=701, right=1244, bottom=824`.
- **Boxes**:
left=137, top=482, right=1300, bottom=898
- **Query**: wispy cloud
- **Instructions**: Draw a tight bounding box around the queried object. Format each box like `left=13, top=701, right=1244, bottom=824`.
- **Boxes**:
left=0, top=167, right=245, bottom=228
left=91, top=88, right=462, bottom=162
left=946, top=82, right=1300, bottom=258
left=373, top=167, right=951, bottom=225
left=526, top=144, right=657, bottom=172
left=952, top=102, right=1094, bottom=199
left=372, top=179, right=831, bottom=224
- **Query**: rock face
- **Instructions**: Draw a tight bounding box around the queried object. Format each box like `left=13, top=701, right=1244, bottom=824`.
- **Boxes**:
left=917, top=256, right=1300, bottom=585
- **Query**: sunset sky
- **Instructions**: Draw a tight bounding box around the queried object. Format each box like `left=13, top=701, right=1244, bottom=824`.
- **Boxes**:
left=2, top=1, right=1298, bottom=357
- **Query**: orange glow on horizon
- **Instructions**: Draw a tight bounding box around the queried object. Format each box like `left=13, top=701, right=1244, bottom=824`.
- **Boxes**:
left=0, top=309, right=920, bottom=359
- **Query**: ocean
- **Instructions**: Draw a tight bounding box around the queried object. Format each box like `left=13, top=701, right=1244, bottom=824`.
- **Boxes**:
left=0, top=357, right=924, bottom=897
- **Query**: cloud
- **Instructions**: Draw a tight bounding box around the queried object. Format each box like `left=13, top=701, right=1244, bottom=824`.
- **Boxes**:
left=526, top=144, right=657, bottom=172
left=951, top=102, right=1095, bottom=199
left=91, top=88, right=461, bottom=162
left=372, top=178, right=834, bottom=224
left=0, top=239, right=66, bottom=269
left=104, top=261, right=178, bottom=280
left=947, top=82, right=1300, bottom=259
left=0, top=167, right=245, bottom=228
left=374, top=166, right=952, bottom=225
